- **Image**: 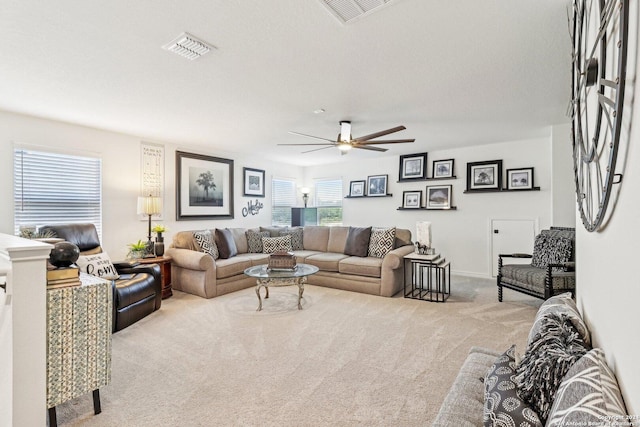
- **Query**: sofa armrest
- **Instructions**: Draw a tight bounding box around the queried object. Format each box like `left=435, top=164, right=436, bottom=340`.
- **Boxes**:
left=382, top=245, right=416, bottom=269
left=165, top=247, right=215, bottom=272
left=380, top=245, right=415, bottom=297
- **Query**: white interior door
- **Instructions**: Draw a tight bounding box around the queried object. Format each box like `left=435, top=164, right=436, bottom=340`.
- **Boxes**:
left=491, top=219, right=537, bottom=277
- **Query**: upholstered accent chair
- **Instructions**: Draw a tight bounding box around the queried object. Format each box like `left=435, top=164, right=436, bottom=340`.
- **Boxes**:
left=40, top=223, right=162, bottom=331
left=497, top=227, right=575, bottom=301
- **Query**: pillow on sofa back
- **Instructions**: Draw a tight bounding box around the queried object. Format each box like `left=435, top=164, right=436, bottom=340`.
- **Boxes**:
left=528, top=293, right=591, bottom=346
left=262, top=235, right=292, bottom=254
left=76, top=252, right=120, bottom=280
left=531, top=233, right=572, bottom=272
left=279, top=228, right=303, bottom=250
left=344, top=227, right=372, bottom=257
left=193, top=230, right=219, bottom=259
left=215, top=228, right=238, bottom=259
left=368, top=227, right=396, bottom=258
left=246, top=229, right=270, bottom=253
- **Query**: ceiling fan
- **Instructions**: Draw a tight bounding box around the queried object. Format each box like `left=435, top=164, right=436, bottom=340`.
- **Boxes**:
left=279, top=121, right=415, bottom=155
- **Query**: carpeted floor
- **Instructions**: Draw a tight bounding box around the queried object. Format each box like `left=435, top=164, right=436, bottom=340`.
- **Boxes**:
left=56, top=275, right=541, bottom=426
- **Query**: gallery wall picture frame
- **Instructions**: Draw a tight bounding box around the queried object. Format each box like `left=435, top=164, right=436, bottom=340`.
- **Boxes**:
left=349, top=180, right=366, bottom=197
left=432, top=159, right=455, bottom=179
left=367, top=174, right=388, bottom=196
left=243, top=167, right=265, bottom=197
left=426, top=184, right=452, bottom=209
left=402, top=191, right=422, bottom=208
left=176, top=151, right=234, bottom=220
left=506, top=167, right=534, bottom=190
left=466, top=160, right=503, bottom=191
left=399, top=152, right=428, bottom=181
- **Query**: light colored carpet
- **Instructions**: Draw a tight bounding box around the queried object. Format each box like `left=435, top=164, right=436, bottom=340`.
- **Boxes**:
left=55, top=276, right=541, bottom=426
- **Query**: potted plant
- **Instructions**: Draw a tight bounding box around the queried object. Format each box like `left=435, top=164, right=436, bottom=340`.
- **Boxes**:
left=151, top=224, right=167, bottom=241
left=127, top=240, right=148, bottom=260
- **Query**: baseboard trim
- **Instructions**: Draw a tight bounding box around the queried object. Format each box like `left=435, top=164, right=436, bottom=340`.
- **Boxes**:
left=451, top=270, right=493, bottom=280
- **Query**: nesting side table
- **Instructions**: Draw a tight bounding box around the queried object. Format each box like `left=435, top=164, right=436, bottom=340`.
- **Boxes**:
left=404, top=252, right=451, bottom=302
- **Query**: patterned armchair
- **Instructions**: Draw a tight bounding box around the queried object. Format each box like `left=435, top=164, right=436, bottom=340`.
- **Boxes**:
left=497, top=227, right=575, bottom=301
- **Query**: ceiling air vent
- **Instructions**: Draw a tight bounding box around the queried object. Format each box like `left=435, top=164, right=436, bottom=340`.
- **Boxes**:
left=320, top=0, right=398, bottom=24
left=162, top=32, right=215, bottom=61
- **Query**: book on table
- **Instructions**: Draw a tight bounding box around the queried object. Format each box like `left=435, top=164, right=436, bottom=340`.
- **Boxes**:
left=47, top=278, right=82, bottom=289
left=46, top=266, right=79, bottom=281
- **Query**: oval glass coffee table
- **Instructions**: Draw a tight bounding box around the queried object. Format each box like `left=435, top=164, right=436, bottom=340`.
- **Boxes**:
left=244, top=264, right=319, bottom=311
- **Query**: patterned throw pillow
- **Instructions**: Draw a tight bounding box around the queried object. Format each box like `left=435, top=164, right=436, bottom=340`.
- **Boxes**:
left=368, top=227, right=396, bottom=258
left=546, top=348, right=628, bottom=427
left=516, top=313, right=591, bottom=423
left=193, top=230, right=219, bottom=259
left=483, top=345, right=543, bottom=427
left=75, top=252, right=120, bottom=280
left=262, top=235, right=292, bottom=254
left=279, top=228, right=304, bottom=250
left=528, top=293, right=591, bottom=346
left=246, top=230, right=270, bottom=253
left=531, top=233, right=573, bottom=271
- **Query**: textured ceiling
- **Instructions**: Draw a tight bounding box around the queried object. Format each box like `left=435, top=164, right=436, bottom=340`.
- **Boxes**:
left=0, top=0, right=572, bottom=166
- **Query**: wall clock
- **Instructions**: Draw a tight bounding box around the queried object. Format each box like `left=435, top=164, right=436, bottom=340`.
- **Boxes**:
left=571, top=0, right=629, bottom=232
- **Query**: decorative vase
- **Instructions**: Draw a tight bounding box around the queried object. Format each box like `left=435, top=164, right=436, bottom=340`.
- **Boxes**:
left=49, top=242, right=80, bottom=267
left=155, top=236, right=165, bottom=257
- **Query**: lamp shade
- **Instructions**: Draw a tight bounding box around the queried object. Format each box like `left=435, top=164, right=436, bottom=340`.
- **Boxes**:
left=137, top=195, right=162, bottom=215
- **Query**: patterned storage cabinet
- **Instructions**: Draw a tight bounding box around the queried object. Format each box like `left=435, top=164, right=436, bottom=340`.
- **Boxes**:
left=47, top=274, right=112, bottom=412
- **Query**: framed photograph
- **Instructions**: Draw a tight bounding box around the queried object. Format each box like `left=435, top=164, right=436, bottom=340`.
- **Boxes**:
left=402, top=191, right=422, bottom=208
left=426, top=185, right=452, bottom=209
left=506, top=167, right=534, bottom=190
left=367, top=174, right=388, bottom=196
left=466, top=160, right=503, bottom=191
left=176, top=151, right=234, bottom=220
left=399, top=152, right=428, bottom=181
left=432, top=159, right=454, bottom=178
left=349, top=180, right=366, bottom=197
left=243, top=167, right=265, bottom=197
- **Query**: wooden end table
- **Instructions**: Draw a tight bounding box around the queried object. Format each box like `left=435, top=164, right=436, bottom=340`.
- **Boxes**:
left=137, top=256, right=173, bottom=299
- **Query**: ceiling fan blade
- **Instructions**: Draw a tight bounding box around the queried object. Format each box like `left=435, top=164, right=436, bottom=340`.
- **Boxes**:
left=359, top=139, right=415, bottom=145
left=302, top=146, right=335, bottom=154
left=353, top=126, right=406, bottom=142
left=288, top=131, right=336, bottom=143
left=278, top=143, right=336, bottom=146
left=352, top=145, right=388, bottom=152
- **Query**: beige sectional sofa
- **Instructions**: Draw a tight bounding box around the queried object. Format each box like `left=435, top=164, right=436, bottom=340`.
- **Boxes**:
left=166, top=225, right=414, bottom=299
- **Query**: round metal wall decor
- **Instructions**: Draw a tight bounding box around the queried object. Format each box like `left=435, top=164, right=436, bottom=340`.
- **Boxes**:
left=571, top=0, right=629, bottom=232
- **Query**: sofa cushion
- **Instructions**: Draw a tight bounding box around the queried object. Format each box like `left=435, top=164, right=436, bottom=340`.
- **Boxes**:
left=327, top=226, right=349, bottom=253
left=368, top=227, right=396, bottom=258
left=215, top=228, right=238, bottom=259
left=279, top=227, right=304, bottom=250
left=546, top=348, right=628, bottom=427
left=528, top=293, right=591, bottom=346
left=500, top=265, right=576, bottom=298
left=246, top=229, right=270, bottom=253
left=516, top=313, right=590, bottom=423
left=338, top=256, right=382, bottom=278
left=305, top=252, right=349, bottom=272
left=344, top=227, right=372, bottom=257
left=303, top=226, right=330, bottom=252
left=531, top=233, right=573, bottom=271
left=262, top=235, right=292, bottom=254
left=228, top=228, right=249, bottom=254
left=483, top=345, right=543, bottom=427
left=76, top=252, right=120, bottom=280
left=194, top=230, right=219, bottom=259
left=215, top=257, right=252, bottom=279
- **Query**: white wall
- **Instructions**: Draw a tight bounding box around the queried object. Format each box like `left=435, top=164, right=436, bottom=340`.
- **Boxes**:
left=304, top=136, right=573, bottom=277
left=0, top=110, right=303, bottom=260
left=551, top=123, right=576, bottom=227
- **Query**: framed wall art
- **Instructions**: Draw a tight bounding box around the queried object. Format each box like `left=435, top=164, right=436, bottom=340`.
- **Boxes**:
left=176, top=151, right=234, bottom=220
left=402, top=191, right=422, bottom=208
left=399, top=152, right=428, bottom=181
left=243, top=167, right=265, bottom=197
left=506, top=167, right=534, bottom=190
left=466, top=160, right=503, bottom=191
left=349, top=180, right=366, bottom=197
left=367, top=174, right=388, bottom=196
left=426, top=185, right=452, bottom=209
left=432, top=159, right=454, bottom=179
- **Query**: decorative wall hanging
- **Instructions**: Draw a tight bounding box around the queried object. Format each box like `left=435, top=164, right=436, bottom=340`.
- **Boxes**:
left=367, top=174, right=388, bottom=196
left=399, top=152, right=428, bottom=181
left=348, top=180, right=366, bottom=197
left=176, top=151, right=234, bottom=220
left=140, top=142, right=164, bottom=220
left=506, top=167, right=534, bottom=190
left=466, top=160, right=502, bottom=192
left=426, top=185, right=453, bottom=210
left=402, top=191, right=422, bottom=209
left=432, top=159, right=455, bottom=179
left=243, top=167, right=265, bottom=197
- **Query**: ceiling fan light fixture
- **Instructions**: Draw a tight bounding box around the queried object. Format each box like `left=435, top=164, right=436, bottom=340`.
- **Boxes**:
left=339, top=121, right=351, bottom=142
left=338, top=143, right=352, bottom=152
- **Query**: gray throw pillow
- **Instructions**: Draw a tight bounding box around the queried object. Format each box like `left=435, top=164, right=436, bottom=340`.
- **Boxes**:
left=246, top=230, right=270, bottom=253
left=279, top=228, right=304, bottom=250
left=215, top=228, right=238, bottom=259
left=531, top=233, right=572, bottom=271
left=528, top=293, right=591, bottom=346
left=344, top=226, right=372, bottom=257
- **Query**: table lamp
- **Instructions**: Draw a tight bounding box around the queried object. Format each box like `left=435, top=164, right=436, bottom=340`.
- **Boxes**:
left=137, top=194, right=162, bottom=257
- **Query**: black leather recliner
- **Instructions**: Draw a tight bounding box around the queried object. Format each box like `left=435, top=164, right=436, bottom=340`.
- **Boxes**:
left=41, top=223, right=162, bottom=332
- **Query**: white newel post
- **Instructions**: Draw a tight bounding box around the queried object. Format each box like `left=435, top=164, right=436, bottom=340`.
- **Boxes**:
left=0, top=234, right=52, bottom=427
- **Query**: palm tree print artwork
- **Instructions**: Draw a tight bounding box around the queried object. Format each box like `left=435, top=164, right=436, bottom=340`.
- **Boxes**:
left=190, top=167, right=223, bottom=206
left=466, top=160, right=502, bottom=191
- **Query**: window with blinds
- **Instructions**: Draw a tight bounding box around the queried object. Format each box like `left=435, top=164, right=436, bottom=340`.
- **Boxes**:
left=14, top=148, right=103, bottom=237
left=315, top=178, right=342, bottom=226
left=271, top=177, right=296, bottom=226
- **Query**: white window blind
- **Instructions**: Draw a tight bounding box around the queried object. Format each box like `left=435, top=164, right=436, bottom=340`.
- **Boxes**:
left=14, top=148, right=103, bottom=237
left=315, top=178, right=342, bottom=226
left=271, top=177, right=296, bottom=226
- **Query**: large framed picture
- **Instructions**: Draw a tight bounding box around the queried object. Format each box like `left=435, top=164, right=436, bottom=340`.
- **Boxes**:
left=243, top=167, right=265, bottom=197
left=367, top=174, right=388, bottom=196
left=176, top=151, right=234, bottom=220
left=426, top=185, right=452, bottom=209
left=349, top=180, right=366, bottom=197
left=399, top=152, right=428, bottom=181
left=402, top=191, right=422, bottom=208
left=432, top=159, right=454, bottom=179
left=466, top=160, right=503, bottom=191
left=506, top=167, right=534, bottom=190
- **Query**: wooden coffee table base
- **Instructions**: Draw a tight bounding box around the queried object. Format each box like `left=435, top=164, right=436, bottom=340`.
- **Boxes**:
left=255, top=276, right=307, bottom=311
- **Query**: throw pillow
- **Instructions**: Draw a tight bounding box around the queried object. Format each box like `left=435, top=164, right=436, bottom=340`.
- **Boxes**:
left=262, top=235, right=292, bottom=254
left=279, top=228, right=304, bottom=250
left=515, top=312, right=591, bottom=424
left=215, top=228, right=238, bottom=259
left=531, top=233, right=573, bottom=271
left=368, top=227, right=396, bottom=258
left=193, top=230, right=219, bottom=259
left=546, top=348, right=628, bottom=427
left=246, top=230, right=270, bottom=253
left=483, top=345, right=543, bottom=427
left=75, top=252, right=120, bottom=280
left=528, top=293, right=591, bottom=346
left=344, top=226, right=372, bottom=257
